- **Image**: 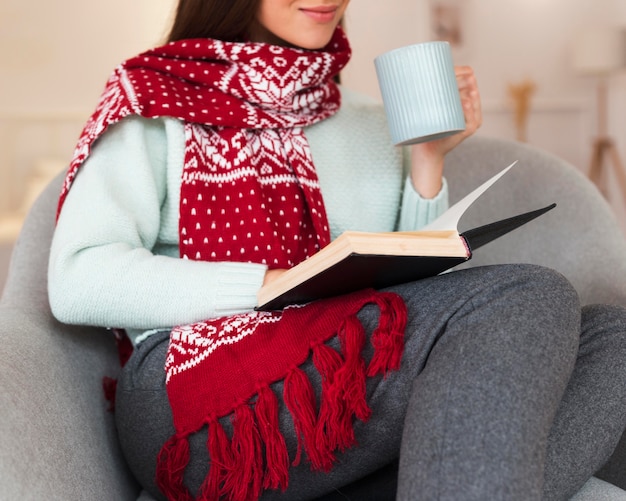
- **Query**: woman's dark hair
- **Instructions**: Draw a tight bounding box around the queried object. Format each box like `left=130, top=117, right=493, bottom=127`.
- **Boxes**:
left=166, top=0, right=261, bottom=43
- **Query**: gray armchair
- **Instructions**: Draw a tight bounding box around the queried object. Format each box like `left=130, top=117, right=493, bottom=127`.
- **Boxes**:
left=2, top=136, right=626, bottom=500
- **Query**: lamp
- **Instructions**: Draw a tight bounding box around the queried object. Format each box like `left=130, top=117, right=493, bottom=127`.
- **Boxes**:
left=572, top=25, right=626, bottom=199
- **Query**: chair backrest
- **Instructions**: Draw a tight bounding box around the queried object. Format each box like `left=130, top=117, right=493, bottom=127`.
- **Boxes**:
left=446, top=136, right=626, bottom=306
left=0, top=171, right=139, bottom=499
left=1, top=172, right=63, bottom=307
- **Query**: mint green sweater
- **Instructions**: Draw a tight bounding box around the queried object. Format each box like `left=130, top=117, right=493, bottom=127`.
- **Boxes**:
left=48, top=88, right=448, bottom=344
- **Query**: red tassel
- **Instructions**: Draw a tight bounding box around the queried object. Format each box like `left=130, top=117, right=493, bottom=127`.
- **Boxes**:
left=254, top=385, right=289, bottom=491
left=102, top=377, right=117, bottom=413
left=156, top=435, right=194, bottom=501
left=338, top=315, right=371, bottom=424
left=315, top=316, right=370, bottom=455
left=313, top=343, right=346, bottom=452
left=284, top=367, right=334, bottom=471
left=101, top=329, right=134, bottom=414
left=201, top=418, right=233, bottom=500
left=367, top=293, right=407, bottom=377
left=223, top=404, right=264, bottom=501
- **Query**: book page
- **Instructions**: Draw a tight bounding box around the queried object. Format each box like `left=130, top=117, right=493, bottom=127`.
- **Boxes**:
left=422, top=161, right=518, bottom=231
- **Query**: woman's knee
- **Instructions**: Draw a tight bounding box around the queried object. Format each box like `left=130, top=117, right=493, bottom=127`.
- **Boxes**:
left=482, top=263, right=578, bottom=304
left=580, top=303, right=626, bottom=358
left=484, top=263, right=581, bottom=344
left=444, top=264, right=581, bottom=367
left=397, top=263, right=579, bottom=313
left=389, top=264, right=581, bottom=362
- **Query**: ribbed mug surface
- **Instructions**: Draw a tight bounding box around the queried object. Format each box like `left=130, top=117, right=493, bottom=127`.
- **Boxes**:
left=375, top=41, right=465, bottom=145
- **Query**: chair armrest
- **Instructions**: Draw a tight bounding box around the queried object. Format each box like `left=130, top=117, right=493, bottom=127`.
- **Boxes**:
left=0, top=305, right=139, bottom=500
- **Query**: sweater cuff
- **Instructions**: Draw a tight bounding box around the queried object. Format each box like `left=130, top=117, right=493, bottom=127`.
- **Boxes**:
left=211, top=262, right=268, bottom=316
left=397, top=176, right=449, bottom=231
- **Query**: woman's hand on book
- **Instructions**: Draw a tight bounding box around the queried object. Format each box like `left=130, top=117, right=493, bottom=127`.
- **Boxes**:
left=409, top=66, right=483, bottom=199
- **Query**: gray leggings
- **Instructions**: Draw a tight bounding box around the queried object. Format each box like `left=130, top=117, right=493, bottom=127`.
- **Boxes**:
left=115, top=264, right=626, bottom=501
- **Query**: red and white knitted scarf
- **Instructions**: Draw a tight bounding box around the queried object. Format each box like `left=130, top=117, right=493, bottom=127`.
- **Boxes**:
left=57, top=28, right=407, bottom=501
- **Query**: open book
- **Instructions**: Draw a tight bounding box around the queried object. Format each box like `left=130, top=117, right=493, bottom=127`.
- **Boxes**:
left=257, top=162, right=556, bottom=310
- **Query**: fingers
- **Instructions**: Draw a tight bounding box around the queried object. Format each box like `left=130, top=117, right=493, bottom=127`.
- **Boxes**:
left=455, top=66, right=483, bottom=137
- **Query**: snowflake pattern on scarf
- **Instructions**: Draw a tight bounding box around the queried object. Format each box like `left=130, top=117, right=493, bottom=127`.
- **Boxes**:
left=59, top=31, right=350, bottom=268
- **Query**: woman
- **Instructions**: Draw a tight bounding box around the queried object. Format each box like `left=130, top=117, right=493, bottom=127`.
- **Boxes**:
left=49, top=1, right=626, bottom=500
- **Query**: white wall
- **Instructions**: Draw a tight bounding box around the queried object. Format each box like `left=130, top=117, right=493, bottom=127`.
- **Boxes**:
left=1, top=0, right=174, bottom=116
left=2, top=0, right=626, bottom=232
left=0, top=0, right=175, bottom=211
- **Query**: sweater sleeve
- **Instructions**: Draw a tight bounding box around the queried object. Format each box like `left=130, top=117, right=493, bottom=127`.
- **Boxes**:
left=48, top=116, right=267, bottom=332
left=397, top=176, right=449, bottom=231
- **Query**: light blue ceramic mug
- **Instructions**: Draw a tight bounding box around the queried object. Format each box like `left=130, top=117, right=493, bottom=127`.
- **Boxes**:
left=374, top=41, right=465, bottom=145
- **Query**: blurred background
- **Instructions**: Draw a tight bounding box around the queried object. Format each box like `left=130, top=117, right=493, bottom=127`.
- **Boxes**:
left=2, top=0, right=626, bottom=288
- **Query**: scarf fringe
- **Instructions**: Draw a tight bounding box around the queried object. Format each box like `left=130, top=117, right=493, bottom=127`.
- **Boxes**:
left=313, top=314, right=370, bottom=457
left=313, top=342, right=347, bottom=453
left=367, top=292, right=407, bottom=377
left=156, top=294, right=406, bottom=501
left=201, top=418, right=234, bottom=499
left=254, top=385, right=290, bottom=491
left=156, top=435, right=194, bottom=501
left=225, top=405, right=264, bottom=501
left=284, top=366, right=331, bottom=471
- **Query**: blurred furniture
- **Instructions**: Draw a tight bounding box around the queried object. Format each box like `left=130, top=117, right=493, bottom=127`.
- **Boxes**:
left=572, top=25, right=626, bottom=200
left=2, top=136, right=626, bottom=500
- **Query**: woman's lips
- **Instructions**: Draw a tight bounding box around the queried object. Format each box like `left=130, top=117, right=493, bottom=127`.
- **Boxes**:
left=300, top=6, right=338, bottom=23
